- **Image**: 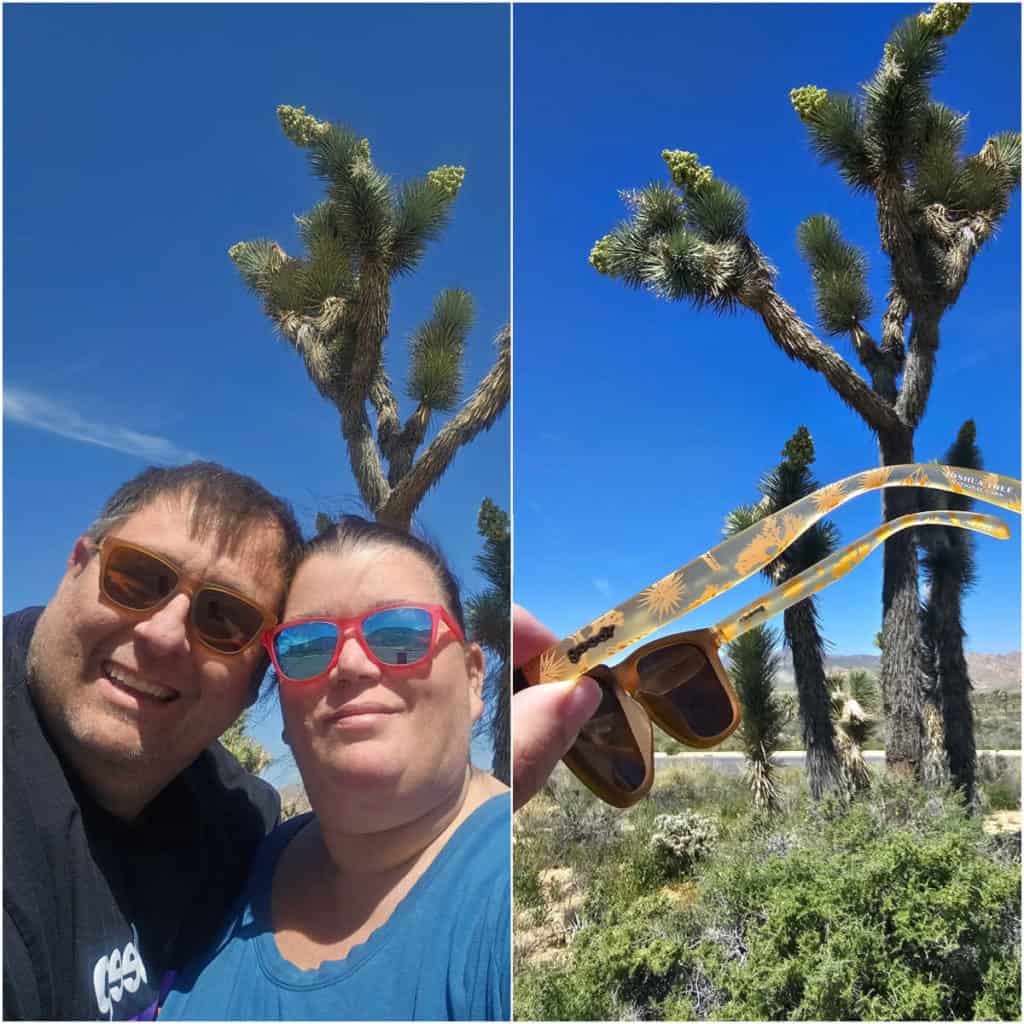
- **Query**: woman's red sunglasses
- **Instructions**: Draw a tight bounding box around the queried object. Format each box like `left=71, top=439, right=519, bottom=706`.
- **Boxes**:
left=263, top=603, right=464, bottom=683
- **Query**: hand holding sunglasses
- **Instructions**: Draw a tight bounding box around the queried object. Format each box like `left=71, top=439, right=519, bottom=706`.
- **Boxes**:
left=517, top=465, right=1020, bottom=807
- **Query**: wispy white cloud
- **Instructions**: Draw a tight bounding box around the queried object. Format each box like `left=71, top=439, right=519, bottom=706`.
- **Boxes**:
left=592, top=576, right=612, bottom=597
left=4, top=386, right=204, bottom=464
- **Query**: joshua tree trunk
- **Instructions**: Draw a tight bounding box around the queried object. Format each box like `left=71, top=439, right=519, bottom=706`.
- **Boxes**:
left=876, top=428, right=926, bottom=774
left=784, top=602, right=846, bottom=799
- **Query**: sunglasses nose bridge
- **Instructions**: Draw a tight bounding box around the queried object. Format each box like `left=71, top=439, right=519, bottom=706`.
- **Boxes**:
left=133, top=591, right=193, bottom=651
left=330, top=624, right=380, bottom=676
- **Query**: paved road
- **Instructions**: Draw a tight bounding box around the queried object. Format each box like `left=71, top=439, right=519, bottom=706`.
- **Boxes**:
left=654, top=749, right=1021, bottom=774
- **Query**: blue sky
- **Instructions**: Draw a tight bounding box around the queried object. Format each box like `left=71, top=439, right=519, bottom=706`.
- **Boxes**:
left=4, top=4, right=510, bottom=782
left=514, top=3, right=1021, bottom=657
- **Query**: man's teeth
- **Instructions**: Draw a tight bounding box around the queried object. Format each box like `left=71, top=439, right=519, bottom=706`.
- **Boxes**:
left=106, top=666, right=176, bottom=702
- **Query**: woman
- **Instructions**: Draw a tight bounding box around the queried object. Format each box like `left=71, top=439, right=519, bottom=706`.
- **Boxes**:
left=161, top=517, right=510, bottom=1020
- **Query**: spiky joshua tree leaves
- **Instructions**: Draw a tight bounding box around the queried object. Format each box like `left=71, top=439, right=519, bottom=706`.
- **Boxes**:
left=727, top=625, right=788, bottom=814
left=231, top=105, right=509, bottom=529
left=220, top=710, right=273, bottom=777
left=466, top=499, right=510, bottom=784
left=725, top=427, right=846, bottom=800
left=919, top=419, right=985, bottom=805
left=591, top=4, right=1019, bottom=779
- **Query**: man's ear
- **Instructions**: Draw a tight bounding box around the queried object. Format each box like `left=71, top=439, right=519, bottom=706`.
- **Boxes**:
left=465, top=643, right=486, bottom=722
left=68, top=537, right=95, bottom=577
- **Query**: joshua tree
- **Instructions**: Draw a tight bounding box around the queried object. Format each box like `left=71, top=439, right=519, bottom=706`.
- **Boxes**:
left=590, top=4, right=1020, bottom=779
left=725, top=427, right=845, bottom=800
left=726, top=625, right=788, bottom=814
left=828, top=669, right=882, bottom=792
left=220, top=710, right=272, bottom=777
left=466, top=499, right=511, bottom=783
left=231, top=105, right=509, bottom=530
left=919, top=419, right=984, bottom=803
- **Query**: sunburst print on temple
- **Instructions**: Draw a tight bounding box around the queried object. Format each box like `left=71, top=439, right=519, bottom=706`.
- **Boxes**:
left=520, top=465, right=1021, bottom=688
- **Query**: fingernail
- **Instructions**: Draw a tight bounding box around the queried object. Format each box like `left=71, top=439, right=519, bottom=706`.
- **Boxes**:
left=562, top=676, right=602, bottom=722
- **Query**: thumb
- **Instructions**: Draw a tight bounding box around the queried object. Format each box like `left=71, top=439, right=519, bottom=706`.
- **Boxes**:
left=513, top=676, right=602, bottom=811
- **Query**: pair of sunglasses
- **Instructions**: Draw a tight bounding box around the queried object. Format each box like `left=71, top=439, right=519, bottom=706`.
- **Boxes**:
left=517, top=464, right=1021, bottom=806
left=98, top=538, right=277, bottom=654
left=264, top=604, right=464, bottom=683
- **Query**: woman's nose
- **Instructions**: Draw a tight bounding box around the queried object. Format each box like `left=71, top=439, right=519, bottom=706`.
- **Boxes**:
left=329, top=632, right=381, bottom=681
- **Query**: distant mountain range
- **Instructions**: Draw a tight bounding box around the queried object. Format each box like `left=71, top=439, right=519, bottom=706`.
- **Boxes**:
left=773, top=651, right=1021, bottom=692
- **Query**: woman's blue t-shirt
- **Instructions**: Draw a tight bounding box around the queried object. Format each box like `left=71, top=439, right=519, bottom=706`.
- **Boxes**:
left=161, top=792, right=510, bottom=1021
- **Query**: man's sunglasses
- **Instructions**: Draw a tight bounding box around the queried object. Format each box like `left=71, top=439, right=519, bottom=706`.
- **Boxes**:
left=517, top=464, right=1021, bottom=807
left=264, top=604, right=465, bottom=683
left=98, top=538, right=277, bottom=655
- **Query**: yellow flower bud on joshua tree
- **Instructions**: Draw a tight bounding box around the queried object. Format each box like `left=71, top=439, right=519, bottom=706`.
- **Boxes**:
left=662, top=150, right=713, bottom=191
left=789, top=85, right=828, bottom=122
left=427, top=165, right=466, bottom=199
left=277, top=105, right=330, bottom=147
left=918, top=3, right=970, bottom=37
left=589, top=235, right=614, bottom=274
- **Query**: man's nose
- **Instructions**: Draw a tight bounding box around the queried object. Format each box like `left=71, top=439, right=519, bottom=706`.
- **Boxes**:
left=133, top=592, right=192, bottom=656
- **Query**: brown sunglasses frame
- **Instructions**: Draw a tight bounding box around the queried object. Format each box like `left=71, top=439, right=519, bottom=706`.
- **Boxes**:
left=570, top=635, right=740, bottom=808
left=562, top=664, right=655, bottom=809
left=610, top=629, right=742, bottom=750
left=97, top=537, right=278, bottom=655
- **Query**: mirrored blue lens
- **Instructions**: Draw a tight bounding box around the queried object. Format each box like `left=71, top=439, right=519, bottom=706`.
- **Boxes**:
left=363, top=607, right=433, bottom=666
left=274, top=621, right=339, bottom=681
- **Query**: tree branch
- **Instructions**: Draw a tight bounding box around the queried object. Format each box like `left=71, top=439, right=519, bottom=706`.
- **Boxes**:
left=368, top=365, right=402, bottom=459
left=747, top=288, right=903, bottom=434
left=895, top=306, right=941, bottom=428
left=349, top=259, right=391, bottom=411
left=379, top=326, right=510, bottom=529
left=876, top=175, right=927, bottom=301
left=387, top=405, right=432, bottom=486
left=335, top=389, right=391, bottom=514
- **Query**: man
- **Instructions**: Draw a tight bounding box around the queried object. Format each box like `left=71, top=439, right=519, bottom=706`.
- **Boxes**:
left=4, top=462, right=304, bottom=1020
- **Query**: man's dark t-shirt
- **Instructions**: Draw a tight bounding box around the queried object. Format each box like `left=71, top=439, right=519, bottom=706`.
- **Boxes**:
left=3, top=607, right=279, bottom=1020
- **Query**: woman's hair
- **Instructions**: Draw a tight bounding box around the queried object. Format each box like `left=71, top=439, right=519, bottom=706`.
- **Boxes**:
left=302, top=516, right=466, bottom=631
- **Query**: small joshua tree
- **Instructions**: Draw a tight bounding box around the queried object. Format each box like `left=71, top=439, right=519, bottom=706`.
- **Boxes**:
left=231, top=105, right=509, bottom=530
left=828, top=669, right=881, bottom=793
left=590, top=3, right=1020, bottom=781
left=466, top=499, right=511, bottom=783
left=726, top=625, right=789, bottom=814
left=725, top=427, right=844, bottom=800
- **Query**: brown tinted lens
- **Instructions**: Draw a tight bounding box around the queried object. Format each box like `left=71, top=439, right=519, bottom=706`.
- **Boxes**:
left=637, top=643, right=735, bottom=739
left=565, top=676, right=648, bottom=796
left=192, top=589, right=265, bottom=653
left=103, top=545, right=178, bottom=610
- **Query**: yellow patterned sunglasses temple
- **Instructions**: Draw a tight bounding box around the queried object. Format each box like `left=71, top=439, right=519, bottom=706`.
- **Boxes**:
left=521, top=464, right=1021, bottom=687
left=549, top=510, right=1012, bottom=808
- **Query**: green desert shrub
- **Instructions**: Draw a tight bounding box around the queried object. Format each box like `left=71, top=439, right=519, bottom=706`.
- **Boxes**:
left=649, top=811, right=720, bottom=873
left=517, top=773, right=1020, bottom=1020
left=693, top=776, right=1021, bottom=1020
left=977, top=752, right=1021, bottom=812
left=514, top=894, right=699, bottom=1021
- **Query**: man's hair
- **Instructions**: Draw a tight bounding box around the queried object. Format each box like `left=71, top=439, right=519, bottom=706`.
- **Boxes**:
left=85, top=462, right=305, bottom=700
left=303, top=516, right=465, bottom=630
left=85, top=462, right=303, bottom=586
